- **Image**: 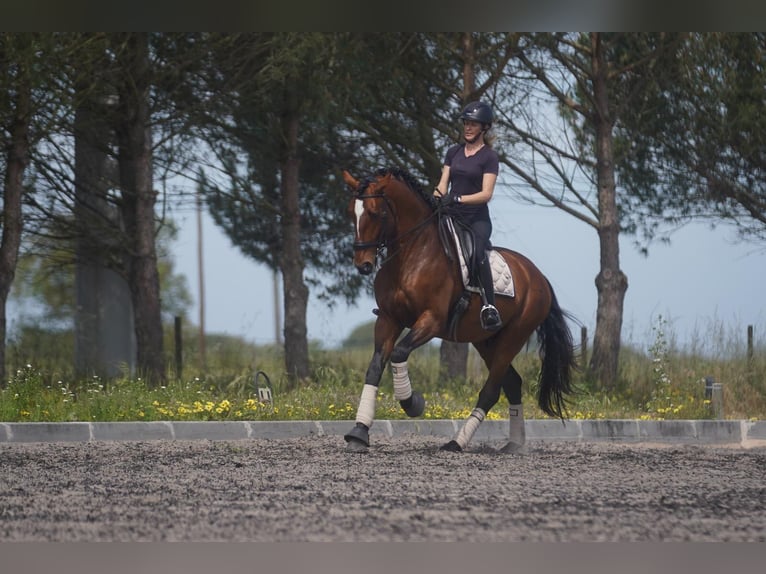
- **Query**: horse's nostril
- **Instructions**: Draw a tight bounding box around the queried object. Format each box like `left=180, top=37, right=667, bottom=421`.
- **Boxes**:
left=357, top=262, right=373, bottom=275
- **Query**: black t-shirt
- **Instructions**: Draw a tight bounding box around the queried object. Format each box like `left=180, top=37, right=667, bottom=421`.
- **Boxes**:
left=445, top=144, right=500, bottom=224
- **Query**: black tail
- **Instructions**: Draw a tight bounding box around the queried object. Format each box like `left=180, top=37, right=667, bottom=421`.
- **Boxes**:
left=536, top=281, right=577, bottom=419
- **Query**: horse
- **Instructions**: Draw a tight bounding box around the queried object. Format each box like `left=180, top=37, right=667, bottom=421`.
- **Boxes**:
left=342, top=167, right=577, bottom=453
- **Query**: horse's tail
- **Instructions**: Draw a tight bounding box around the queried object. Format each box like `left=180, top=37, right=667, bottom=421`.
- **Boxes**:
left=535, top=280, right=577, bottom=419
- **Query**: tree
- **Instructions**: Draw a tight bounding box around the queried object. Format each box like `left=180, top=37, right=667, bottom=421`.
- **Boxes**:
left=70, top=34, right=137, bottom=379
left=0, top=34, right=34, bottom=385
left=616, top=33, right=766, bottom=242
left=198, top=33, right=365, bottom=383
left=498, top=33, right=682, bottom=390
left=437, top=32, right=520, bottom=379
left=110, top=33, right=166, bottom=384
left=21, top=33, right=203, bottom=384
left=335, top=33, right=518, bottom=378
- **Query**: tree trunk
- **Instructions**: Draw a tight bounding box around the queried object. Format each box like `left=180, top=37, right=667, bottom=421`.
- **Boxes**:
left=437, top=31, right=478, bottom=381
left=73, top=72, right=136, bottom=380
left=587, top=33, right=628, bottom=391
left=280, top=103, right=310, bottom=384
left=440, top=340, right=469, bottom=380
left=114, top=33, right=166, bottom=386
left=0, top=44, right=31, bottom=387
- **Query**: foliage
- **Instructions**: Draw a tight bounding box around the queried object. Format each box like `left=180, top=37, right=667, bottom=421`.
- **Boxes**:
left=4, top=32, right=766, bottom=394
left=340, top=320, right=375, bottom=349
left=2, top=319, right=764, bottom=422
left=9, top=220, right=192, bottom=329
left=616, top=33, right=766, bottom=243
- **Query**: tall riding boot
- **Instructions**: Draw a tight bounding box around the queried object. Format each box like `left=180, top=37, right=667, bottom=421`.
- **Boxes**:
left=478, top=255, right=501, bottom=331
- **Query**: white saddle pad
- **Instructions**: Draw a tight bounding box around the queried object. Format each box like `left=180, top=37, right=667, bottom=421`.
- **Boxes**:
left=446, top=219, right=515, bottom=298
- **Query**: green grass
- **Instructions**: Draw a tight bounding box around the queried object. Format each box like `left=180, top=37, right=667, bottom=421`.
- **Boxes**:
left=2, top=326, right=765, bottom=423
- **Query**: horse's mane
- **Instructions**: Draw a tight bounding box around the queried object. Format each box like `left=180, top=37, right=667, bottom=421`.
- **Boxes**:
left=364, top=167, right=434, bottom=210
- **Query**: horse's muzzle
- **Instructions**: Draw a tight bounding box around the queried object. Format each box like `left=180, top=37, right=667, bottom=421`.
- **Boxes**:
left=356, top=261, right=374, bottom=275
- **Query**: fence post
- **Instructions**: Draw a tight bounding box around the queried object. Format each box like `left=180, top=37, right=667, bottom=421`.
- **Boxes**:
left=704, top=376, right=724, bottom=419
left=174, top=316, right=183, bottom=381
left=747, top=325, right=754, bottom=365
left=711, top=383, right=724, bottom=420
left=580, top=326, right=588, bottom=365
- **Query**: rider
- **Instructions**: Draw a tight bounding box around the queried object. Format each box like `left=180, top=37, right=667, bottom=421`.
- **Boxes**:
left=434, top=100, right=502, bottom=331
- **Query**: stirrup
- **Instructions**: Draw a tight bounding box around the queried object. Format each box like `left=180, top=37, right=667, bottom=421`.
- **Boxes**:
left=480, top=304, right=502, bottom=331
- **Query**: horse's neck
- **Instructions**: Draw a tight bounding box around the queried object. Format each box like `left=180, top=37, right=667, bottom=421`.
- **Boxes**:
left=387, top=194, right=442, bottom=267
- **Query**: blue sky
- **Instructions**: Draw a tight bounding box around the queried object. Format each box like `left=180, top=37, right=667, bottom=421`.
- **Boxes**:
left=172, top=188, right=766, bottom=356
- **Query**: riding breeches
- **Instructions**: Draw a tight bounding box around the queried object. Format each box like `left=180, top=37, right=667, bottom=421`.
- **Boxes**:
left=471, top=219, right=492, bottom=269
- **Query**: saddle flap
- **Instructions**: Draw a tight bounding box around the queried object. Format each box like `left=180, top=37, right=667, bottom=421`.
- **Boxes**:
left=443, top=217, right=515, bottom=298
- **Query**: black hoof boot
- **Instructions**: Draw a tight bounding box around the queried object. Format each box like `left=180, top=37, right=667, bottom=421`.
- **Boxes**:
left=344, top=423, right=370, bottom=453
left=440, top=440, right=463, bottom=452
left=400, top=391, right=425, bottom=417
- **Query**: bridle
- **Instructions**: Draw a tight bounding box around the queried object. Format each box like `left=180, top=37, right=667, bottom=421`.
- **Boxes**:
left=352, top=191, right=393, bottom=251
left=352, top=184, right=439, bottom=265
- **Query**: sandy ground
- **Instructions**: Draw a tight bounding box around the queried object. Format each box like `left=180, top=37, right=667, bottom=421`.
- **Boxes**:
left=1, top=435, right=764, bottom=542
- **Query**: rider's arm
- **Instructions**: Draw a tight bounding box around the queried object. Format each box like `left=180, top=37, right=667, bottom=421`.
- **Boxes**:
left=434, top=165, right=451, bottom=197
left=457, top=172, right=497, bottom=205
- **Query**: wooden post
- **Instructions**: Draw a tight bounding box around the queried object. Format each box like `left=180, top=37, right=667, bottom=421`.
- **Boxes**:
left=174, top=316, right=183, bottom=381
left=273, top=270, right=282, bottom=345
left=197, top=185, right=207, bottom=371
left=711, top=383, right=724, bottom=420
left=747, top=325, right=754, bottom=364
left=580, top=326, right=588, bottom=365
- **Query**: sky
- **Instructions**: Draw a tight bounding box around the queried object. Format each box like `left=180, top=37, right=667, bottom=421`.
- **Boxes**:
left=171, top=186, right=766, bottom=356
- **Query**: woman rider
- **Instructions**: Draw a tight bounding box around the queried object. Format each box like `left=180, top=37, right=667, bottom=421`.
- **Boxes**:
left=434, top=100, right=502, bottom=331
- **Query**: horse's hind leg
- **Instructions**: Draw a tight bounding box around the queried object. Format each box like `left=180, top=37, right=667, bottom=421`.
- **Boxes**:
left=441, top=334, right=527, bottom=452
left=441, top=372, right=502, bottom=452
left=498, top=365, right=527, bottom=454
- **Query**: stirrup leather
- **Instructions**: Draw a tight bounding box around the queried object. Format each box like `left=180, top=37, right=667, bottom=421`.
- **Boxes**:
left=480, top=304, right=502, bottom=331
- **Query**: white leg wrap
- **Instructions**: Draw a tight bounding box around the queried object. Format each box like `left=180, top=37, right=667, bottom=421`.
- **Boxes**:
left=355, top=384, right=378, bottom=428
left=454, top=408, right=485, bottom=449
left=391, top=361, right=412, bottom=401
left=508, top=403, right=526, bottom=446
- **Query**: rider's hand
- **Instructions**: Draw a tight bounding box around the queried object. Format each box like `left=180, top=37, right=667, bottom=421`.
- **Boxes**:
left=441, top=193, right=460, bottom=207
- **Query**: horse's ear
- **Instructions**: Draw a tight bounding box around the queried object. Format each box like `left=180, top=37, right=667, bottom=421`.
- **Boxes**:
left=342, top=170, right=359, bottom=192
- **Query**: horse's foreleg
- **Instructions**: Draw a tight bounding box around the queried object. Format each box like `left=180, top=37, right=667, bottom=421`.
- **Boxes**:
left=345, top=315, right=438, bottom=452
left=345, top=316, right=403, bottom=452
left=345, top=349, right=388, bottom=452
left=390, top=331, right=427, bottom=418
left=498, top=365, right=527, bottom=454
left=392, top=362, right=426, bottom=417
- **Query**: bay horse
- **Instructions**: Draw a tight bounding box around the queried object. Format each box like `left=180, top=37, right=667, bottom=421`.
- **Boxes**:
left=342, top=167, right=576, bottom=453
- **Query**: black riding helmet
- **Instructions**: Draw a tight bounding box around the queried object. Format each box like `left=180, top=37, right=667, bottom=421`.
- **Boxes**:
left=459, top=101, right=493, bottom=127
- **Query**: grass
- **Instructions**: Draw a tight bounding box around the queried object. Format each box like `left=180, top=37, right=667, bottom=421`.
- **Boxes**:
left=2, top=318, right=764, bottom=423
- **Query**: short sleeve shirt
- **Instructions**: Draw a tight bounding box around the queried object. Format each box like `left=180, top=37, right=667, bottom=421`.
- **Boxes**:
left=445, top=144, right=500, bottom=224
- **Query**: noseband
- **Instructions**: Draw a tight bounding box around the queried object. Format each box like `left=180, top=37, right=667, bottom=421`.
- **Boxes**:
left=352, top=190, right=394, bottom=251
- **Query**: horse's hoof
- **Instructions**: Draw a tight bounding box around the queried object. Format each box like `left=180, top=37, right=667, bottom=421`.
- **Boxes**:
left=498, top=441, right=528, bottom=455
left=344, top=424, right=370, bottom=452
left=400, top=391, right=425, bottom=418
left=345, top=438, right=369, bottom=453
left=440, top=440, right=462, bottom=452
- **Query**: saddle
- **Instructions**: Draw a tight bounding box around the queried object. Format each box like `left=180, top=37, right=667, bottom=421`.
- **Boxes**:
left=437, top=215, right=515, bottom=337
